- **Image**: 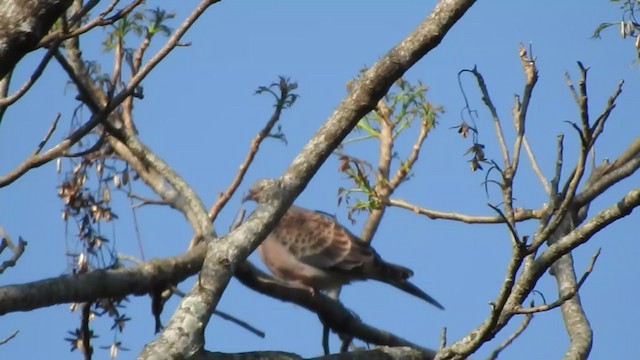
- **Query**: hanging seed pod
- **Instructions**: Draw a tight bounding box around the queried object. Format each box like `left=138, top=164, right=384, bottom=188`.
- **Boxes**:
left=113, top=174, right=122, bottom=188
left=102, top=186, right=111, bottom=203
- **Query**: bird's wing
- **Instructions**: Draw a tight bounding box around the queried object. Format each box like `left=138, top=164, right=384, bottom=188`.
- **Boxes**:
left=274, top=206, right=374, bottom=273
left=272, top=206, right=444, bottom=309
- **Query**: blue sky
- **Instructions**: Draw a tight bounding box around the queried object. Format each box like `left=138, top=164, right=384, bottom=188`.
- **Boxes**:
left=1, top=1, right=639, bottom=359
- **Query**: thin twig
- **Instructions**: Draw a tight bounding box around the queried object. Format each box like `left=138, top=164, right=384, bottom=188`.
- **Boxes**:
left=63, top=135, right=106, bottom=158
left=130, top=196, right=171, bottom=209
left=388, top=110, right=433, bottom=189
left=38, top=0, right=145, bottom=47
left=0, top=70, right=12, bottom=124
left=486, top=312, right=532, bottom=360
left=0, top=47, right=57, bottom=108
left=510, top=44, right=538, bottom=174
left=439, top=327, right=447, bottom=351
left=550, top=134, right=565, bottom=196
left=208, top=78, right=296, bottom=223
left=80, top=302, right=93, bottom=360
left=0, top=228, right=27, bottom=274
left=388, top=198, right=541, bottom=223
left=469, top=67, right=510, bottom=166
left=514, top=248, right=601, bottom=314
left=212, top=309, right=266, bottom=338
left=522, top=135, right=551, bottom=195
left=531, top=67, right=623, bottom=250
left=32, top=113, right=61, bottom=155
left=110, top=0, right=223, bottom=115
left=0, top=330, right=19, bottom=345
left=117, top=250, right=265, bottom=337
left=358, top=99, right=394, bottom=244
left=488, top=203, right=522, bottom=246
left=590, top=80, right=623, bottom=146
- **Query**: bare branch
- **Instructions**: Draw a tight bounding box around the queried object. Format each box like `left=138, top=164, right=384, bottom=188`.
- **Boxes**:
left=193, top=346, right=432, bottom=360
left=80, top=302, right=93, bottom=359
left=0, top=330, right=19, bottom=346
left=209, top=78, right=297, bottom=223
left=529, top=64, right=623, bottom=250
left=510, top=44, right=538, bottom=174
left=234, top=263, right=437, bottom=356
left=0, top=46, right=56, bottom=108
left=0, top=91, right=109, bottom=187
left=0, top=228, right=27, bottom=274
left=550, top=134, right=565, bottom=195
left=110, top=0, right=223, bottom=114
left=487, top=203, right=523, bottom=246
left=118, top=251, right=266, bottom=338
left=439, top=328, right=447, bottom=351
left=358, top=99, right=394, bottom=243
left=55, top=0, right=223, bottom=240
left=388, top=110, right=433, bottom=190
left=535, top=189, right=639, bottom=273
left=38, top=0, right=145, bottom=48
left=0, top=242, right=206, bottom=315
left=32, top=113, right=60, bottom=155
left=590, top=80, right=623, bottom=145
left=575, top=139, right=640, bottom=207
left=212, top=309, right=266, bottom=339
left=129, top=193, right=172, bottom=209
left=486, top=313, right=532, bottom=360
left=0, top=70, right=11, bottom=123
left=0, top=0, right=71, bottom=79
left=468, top=67, right=510, bottom=165
left=514, top=248, right=601, bottom=315
left=522, top=135, right=551, bottom=195
left=388, top=198, right=542, bottom=224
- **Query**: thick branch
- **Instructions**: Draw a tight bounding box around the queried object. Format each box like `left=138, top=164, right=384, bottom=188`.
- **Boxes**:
left=0, top=243, right=206, bottom=315
left=234, top=263, right=437, bottom=357
left=193, top=347, right=432, bottom=360
left=0, top=0, right=71, bottom=78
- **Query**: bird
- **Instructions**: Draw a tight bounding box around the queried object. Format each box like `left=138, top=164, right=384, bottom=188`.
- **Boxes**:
left=243, top=178, right=444, bottom=310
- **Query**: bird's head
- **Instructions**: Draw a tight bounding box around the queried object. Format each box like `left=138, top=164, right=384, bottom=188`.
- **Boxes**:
left=243, top=178, right=281, bottom=204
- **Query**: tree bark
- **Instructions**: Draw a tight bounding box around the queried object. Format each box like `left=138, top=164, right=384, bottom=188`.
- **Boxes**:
left=0, top=0, right=71, bottom=78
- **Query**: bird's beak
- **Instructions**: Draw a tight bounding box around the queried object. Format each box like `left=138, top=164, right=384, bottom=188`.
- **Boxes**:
left=241, top=191, right=253, bottom=203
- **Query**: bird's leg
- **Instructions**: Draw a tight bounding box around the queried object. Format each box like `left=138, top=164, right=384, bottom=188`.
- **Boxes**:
left=284, top=280, right=317, bottom=296
left=259, top=277, right=317, bottom=295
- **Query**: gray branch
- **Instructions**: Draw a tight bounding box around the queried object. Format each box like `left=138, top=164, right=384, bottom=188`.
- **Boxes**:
left=0, top=243, right=206, bottom=315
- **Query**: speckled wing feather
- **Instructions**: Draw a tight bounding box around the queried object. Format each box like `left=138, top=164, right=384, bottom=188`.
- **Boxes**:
left=270, top=206, right=363, bottom=269
left=275, top=206, right=411, bottom=282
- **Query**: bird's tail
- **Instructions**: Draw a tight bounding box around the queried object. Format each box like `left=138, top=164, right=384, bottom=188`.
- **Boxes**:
left=388, top=279, right=445, bottom=310
left=373, top=261, right=445, bottom=310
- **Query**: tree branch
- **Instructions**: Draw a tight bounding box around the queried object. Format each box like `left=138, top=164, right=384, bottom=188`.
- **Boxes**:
left=387, top=198, right=542, bottom=223
left=0, top=242, right=206, bottom=315
left=0, top=0, right=71, bottom=79
left=234, top=263, right=437, bottom=357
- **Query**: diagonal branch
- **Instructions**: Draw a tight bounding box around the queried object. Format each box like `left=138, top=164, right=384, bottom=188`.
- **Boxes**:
left=468, top=67, right=510, bottom=165
left=209, top=78, right=297, bottom=223
left=235, top=262, right=437, bottom=356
